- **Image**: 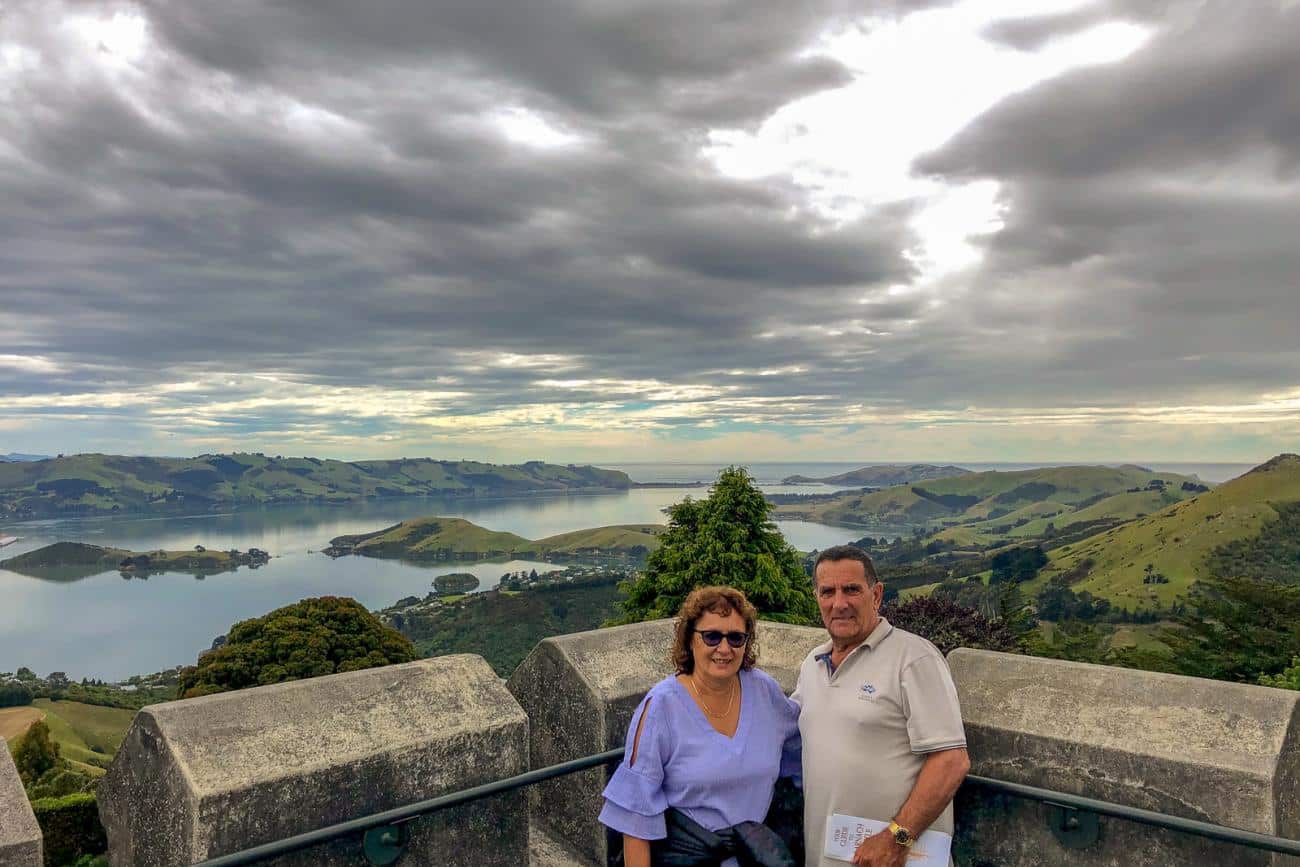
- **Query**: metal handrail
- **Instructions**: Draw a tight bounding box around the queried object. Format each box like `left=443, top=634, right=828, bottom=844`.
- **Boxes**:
left=192, top=747, right=1300, bottom=865
left=965, top=774, right=1300, bottom=855
left=193, top=749, right=624, bottom=866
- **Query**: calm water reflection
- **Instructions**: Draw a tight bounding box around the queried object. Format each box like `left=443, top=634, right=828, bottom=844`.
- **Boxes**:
left=0, top=487, right=863, bottom=680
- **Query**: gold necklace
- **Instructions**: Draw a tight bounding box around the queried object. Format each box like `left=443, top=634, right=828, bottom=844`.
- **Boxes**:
left=688, top=674, right=737, bottom=719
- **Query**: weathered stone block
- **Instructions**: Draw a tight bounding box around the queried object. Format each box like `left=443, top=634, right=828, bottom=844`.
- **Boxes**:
left=948, top=649, right=1300, bottom=867
left=0, top=737, right=42, bottom=866
left=97, top=655, right=529, bottom=866
left=507, top=618, right=824, bottom=866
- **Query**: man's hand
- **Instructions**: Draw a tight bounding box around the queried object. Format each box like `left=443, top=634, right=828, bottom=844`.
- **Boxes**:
left=851, top=829, right=908, bottom=867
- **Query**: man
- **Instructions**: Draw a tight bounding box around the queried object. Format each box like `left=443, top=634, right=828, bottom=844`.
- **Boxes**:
left=792, top=545, right=969, bottom=867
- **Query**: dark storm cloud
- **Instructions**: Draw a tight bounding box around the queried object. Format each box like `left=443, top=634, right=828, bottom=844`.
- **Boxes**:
left=0, top=0, right=933, bottom=440
left=2, top=0, right=1298, bottom=457
left=143, top=0, right=861, bottom=125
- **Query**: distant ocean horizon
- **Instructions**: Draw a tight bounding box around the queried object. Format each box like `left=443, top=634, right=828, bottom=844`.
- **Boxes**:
left=606, top=461, right=1258, bottom=486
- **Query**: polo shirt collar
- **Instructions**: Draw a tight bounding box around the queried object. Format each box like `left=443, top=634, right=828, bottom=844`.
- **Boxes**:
left=813, top=617, right=894, bottom=671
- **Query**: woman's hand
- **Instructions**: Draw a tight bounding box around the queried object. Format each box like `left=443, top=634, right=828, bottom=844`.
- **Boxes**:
left=623, top=834, right=652, bottom=867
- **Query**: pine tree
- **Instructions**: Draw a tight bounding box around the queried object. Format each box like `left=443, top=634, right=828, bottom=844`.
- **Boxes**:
left=613, top=467, right=818, bottom=624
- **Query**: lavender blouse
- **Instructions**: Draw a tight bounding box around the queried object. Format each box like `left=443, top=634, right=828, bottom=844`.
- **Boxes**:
left=598, top=668, right=802, bottom=865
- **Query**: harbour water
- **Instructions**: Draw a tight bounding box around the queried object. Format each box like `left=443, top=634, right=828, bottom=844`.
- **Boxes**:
left=0, top=459, right=1255, bottom=680
left=0, top=476, right=862, bottom=680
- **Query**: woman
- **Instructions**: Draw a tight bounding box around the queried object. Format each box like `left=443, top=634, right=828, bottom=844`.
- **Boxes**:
left=599, top=586, right=802, bottom=867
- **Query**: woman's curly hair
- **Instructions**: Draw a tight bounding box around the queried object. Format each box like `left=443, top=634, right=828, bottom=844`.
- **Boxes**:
left=671, top=585, right=759, bottom=675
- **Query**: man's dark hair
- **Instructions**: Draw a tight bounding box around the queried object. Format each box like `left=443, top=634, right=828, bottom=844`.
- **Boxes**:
left=813, top=545, right=878, bottom=584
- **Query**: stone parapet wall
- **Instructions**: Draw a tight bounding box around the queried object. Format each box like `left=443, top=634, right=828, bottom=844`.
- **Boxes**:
left=506, top=618, right=825, bottom=865
left=96, top=655, right=529, bottom=866
left=0, top=737, right=42, bottom=866
left=11, top=627, right=1298, bottom=866
left=948, top=648, right=1300, bottom=866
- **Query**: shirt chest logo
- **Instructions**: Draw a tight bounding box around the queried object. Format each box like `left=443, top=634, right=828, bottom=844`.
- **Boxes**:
left=858, top=683, right=878, bottom=700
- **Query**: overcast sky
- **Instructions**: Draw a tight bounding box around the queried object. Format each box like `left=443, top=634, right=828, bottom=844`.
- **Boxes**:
left=1, top=0, right=1296, bottom=464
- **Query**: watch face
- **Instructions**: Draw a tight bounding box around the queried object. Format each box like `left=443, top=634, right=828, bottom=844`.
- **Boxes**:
left=893, top=828, right=912, bottom=845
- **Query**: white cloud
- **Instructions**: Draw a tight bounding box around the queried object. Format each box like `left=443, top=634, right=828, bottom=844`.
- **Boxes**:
left=0, top=354, right=64, bottom=374
left=703, top=1, right=1151, bottom=285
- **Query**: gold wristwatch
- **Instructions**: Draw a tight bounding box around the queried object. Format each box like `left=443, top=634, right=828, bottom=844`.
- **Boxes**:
left=888, top=821, right=915, bottom=848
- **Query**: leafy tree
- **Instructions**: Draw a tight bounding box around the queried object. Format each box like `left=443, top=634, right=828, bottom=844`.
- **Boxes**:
left=1035, top=576, right=1111, bottom=621
left=989, top=545, right=1048, bottom=584
left=15, top=666, right=36, bottom=681
left=1034, top=620, right=1109, bottom=665
left=11, top=720, right=59, bottom=786
left=881, top=595, right=1019, bottom=656
left=176, top=596, right=416, bottom=698
left=0, top=682, right=33, bottom=707
left=1161, top=576, right=1300, bottom=683
left=614, top=467, right=818, bottom=624
left=1260, top=657, right=1300, bottom=690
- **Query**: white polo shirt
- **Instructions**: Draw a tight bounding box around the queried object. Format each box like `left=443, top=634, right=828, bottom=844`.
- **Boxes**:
left=792, top=618, right=966, bottom=867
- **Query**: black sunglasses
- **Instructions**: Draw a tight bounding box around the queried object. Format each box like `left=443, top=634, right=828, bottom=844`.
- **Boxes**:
left=693, top=629, right=749, bottom=648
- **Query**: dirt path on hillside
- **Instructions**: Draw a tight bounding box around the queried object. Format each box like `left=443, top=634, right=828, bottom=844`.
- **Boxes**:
left=0, top=706, right=45, bottom=741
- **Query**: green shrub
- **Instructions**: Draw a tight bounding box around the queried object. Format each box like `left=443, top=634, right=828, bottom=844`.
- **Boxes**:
left=27, top=767, right=95, bottom=800
left=176, top=596, right=416, bottom=698
left=11, top=720, right=59, bottom=786
left=30, top=792, right=106, bottom=867
left=1260, top=657, right=1300, bottom=690
left=64, top=856, right=108, bottom=867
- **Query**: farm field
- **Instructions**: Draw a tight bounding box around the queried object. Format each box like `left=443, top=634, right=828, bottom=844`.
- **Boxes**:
left=3, top=700, right=137, bottom=775
left=0, top=705, right=45, bottom=741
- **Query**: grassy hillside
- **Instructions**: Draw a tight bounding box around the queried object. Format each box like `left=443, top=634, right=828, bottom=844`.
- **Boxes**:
left=1041, top=454, right=1300, bottom=609
left=329, top=518, right=665, bottom=562
left=534, top=524, right=664, bottom=557
left=776, top=486, right=954, bottom=525
left=777, top=465, right=1207, bottom=534
left=5, top=700, right=136, bottom=775
left=0, top=453, right=632, bottom=520
left=336, top=517, right=537, bottom=560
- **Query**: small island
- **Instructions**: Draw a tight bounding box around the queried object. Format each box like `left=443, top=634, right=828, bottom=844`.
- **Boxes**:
left=433, top=572, right=479, bottom=594
left=1, top=541, right=270, bottom=581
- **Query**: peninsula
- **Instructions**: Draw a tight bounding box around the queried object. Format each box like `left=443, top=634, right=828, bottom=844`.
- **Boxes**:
left=324, top=517, right=664, bottom=564
left=780, top=463, right=971, bottom=486
left=0, top=453, right=632, bottom=520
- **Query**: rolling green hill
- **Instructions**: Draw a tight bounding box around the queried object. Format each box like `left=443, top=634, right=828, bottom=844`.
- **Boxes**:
left=0, top=453, right=632, bottom=520
left=775, top=464, right=1207, bottom=532
left=1039, top=454, right=1300, bottom=610
left=775, top=485, right=955, bottom=525
left=534, top=524, right=664, bottom=558
left=329, top=517, right=538, bottom=560
left=327, top=518, right=665, bottom=562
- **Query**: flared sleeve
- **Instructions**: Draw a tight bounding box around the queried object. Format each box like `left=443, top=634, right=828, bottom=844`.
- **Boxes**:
left=599, top=689, right=672, bottom=840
